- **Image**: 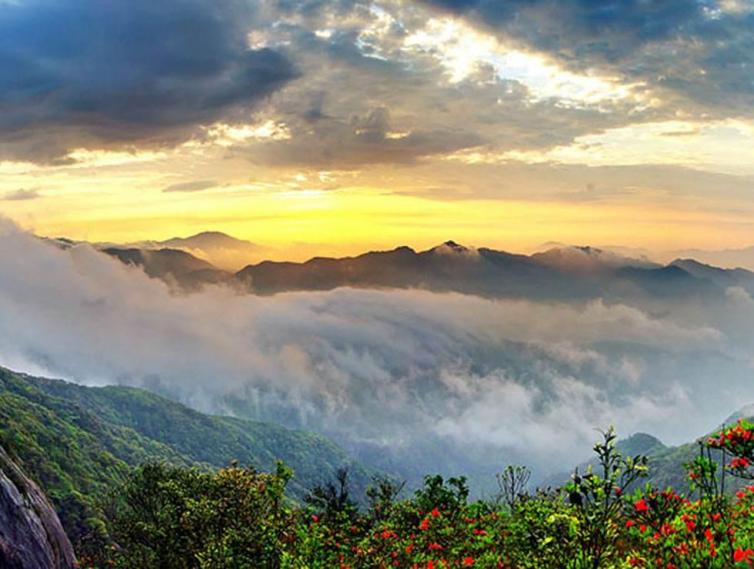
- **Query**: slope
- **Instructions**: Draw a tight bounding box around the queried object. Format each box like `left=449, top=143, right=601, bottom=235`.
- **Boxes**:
left=0, top=366, right=373, bottom=543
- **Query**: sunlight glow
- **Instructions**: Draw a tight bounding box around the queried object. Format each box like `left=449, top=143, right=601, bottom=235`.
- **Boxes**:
left=403, top=18, right=645, bottom=107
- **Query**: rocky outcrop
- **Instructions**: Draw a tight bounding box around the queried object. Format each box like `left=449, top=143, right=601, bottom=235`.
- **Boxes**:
left=0, top=445, right=76, bottom=569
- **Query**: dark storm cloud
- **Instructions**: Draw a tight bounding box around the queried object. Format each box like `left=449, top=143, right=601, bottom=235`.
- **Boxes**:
left=418, top=0, right=754, bottom=115
left=0, top=0, right=298, bottom=162
left=420, top=0, right=701, bottom=52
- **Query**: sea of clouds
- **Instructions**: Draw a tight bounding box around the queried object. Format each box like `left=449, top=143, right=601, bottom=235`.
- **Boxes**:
left=1, top=218, right=753, bottom=482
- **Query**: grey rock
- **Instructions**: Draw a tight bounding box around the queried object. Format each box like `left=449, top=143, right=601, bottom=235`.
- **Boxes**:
left=0, top=445, right=76, bottom=569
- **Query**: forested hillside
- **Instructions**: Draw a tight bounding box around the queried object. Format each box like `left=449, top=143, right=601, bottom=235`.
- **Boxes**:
left=0, top=366, right=372, bottom=545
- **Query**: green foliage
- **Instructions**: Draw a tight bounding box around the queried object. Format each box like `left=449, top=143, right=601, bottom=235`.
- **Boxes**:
left=366, top=475, right=406, bottom=522
left=495, top=465, right=531, bottom=509
left=304, top=467, right=357, bottom=520
left=414, top=474, right=470, bottom=514
left=0, top=366, right=372, bottom=550
left=563, top=427, right=649, bottom=568
left=97, top=462, right=293, bottom=569
left=502, top=490, right=580, bottom=568
left=0, top=368, right=187, bottom=543
left=96, top=429, right=754, bottom=568
left=11, top=363, right=754, bottom=568
left=34, top=371, right=374, bottom=498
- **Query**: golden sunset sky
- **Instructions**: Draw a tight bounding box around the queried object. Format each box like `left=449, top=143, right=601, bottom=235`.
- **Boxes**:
left=2, top=0, right=754, bottom=259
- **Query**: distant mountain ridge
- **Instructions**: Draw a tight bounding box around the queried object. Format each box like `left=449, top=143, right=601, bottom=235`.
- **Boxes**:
left=666, top=245, right=754, bottom=272
left=544, top=404, right=754, bottom=494
left=234, top=242, right=754, bottom=301
left=134, top=231, right=265, bottom=271
left=541, top=241, right=754, bottom=272
left=42, top=234, right=754, bottom=300
left=531, top=245, right=660, bottom=271
left=46, top=231, right=265, bottom=271
left=101, top=246, right=233, bottom=291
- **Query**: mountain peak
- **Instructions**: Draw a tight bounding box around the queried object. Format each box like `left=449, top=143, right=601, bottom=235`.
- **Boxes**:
left=429, top=240, right=473, bottom=255
left=724, top=403, right=754, bottom=425
left=162, top=231, right=251, bottom=247
left=532, top=245, right=658, bottom=271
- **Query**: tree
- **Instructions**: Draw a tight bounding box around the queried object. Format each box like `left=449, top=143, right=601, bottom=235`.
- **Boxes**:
left=105, top=462, right=292, bottom=569
left=564, top=426, right=648, bottom=569
left=495, top=465, right=531, bottom=509
left=304, top=467, right=356, bottom=520
left=366, top=475, right=406, bottom=521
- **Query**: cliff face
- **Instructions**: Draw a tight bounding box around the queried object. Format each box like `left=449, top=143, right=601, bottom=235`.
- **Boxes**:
left=0, top=446, right=76, bottom=569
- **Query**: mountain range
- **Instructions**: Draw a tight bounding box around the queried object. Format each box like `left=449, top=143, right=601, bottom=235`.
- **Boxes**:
left=91, top=236, right=754, bottom=302
left=541, top=241, right=754, bottom=272
left=23, top=231, right=754, bottom=506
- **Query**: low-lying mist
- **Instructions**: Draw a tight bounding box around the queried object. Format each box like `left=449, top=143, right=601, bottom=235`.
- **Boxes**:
left=1, top=218, right=753, bottom=485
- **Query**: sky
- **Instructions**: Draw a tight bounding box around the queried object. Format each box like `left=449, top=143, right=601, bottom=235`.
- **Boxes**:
left=1, top=0, right=754, bottom=258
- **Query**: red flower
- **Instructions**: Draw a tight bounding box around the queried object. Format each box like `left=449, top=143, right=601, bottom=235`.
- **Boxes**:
left=734, top=547, right=754, bottom=563
left=731, top=457, right=751, bottom=470
left=420, top=518, right=430, bottom=531
left=462, top=557, right=475, bottom=566
left=431, top=507, right=440, bottom=518
left=626, top=520, right=635, bottom=528
left=634, top=499, right=649, bottom=513
left=428, top=542, right=443, bottom=551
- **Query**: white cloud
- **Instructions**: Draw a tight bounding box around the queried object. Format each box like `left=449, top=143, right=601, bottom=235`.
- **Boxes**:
left=403, top=17, right=645, bottom=107
left=0, top=219, right=751, bottom=477
left=484, top=119, right=754, bottom=176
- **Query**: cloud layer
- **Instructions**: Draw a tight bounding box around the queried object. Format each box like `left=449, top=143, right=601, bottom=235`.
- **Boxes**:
left=0, top=0, right=296, bottom=162
left=421, top=0, right=754, bottom=114
left=2, top=219, right=753, bottom=480
left=8, top=0, right=749, bottom=167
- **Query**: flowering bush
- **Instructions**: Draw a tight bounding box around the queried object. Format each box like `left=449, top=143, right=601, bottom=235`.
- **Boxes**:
left=86, top=421, right=754, bottom=568
left=707, top=420, right=754, bottom=480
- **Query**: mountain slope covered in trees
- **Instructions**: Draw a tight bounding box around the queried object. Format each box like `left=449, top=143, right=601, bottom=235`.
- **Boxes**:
left=0, top=366, right=373, bottom=544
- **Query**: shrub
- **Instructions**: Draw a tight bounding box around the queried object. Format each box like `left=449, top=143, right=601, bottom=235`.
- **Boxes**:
left=88, top=425, right=754, bottom=568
